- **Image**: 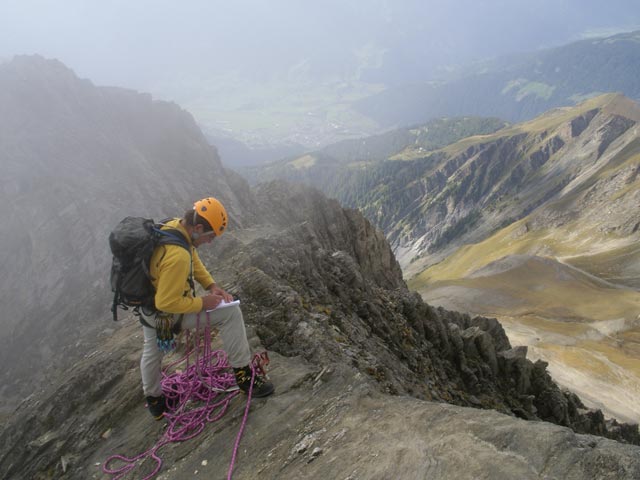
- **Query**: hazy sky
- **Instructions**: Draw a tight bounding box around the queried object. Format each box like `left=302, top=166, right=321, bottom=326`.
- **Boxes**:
left=2, top=0, right=640, bottom=89
left=3, top=0, right=640, bottom=152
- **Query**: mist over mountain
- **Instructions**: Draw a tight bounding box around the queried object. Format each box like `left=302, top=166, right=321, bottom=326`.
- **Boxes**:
left=0, top=54, right=253, bottom=411
left=5, top=1, right=638, bottom=91
left=356, top=31, right=640, bottom=128
left=5, top=1, right=638, bottom=158
left=1, top=56, right=639, bottom=479
left=192, top=27, right=640, bottom=164
left=204, top=131, right=306, bottom=168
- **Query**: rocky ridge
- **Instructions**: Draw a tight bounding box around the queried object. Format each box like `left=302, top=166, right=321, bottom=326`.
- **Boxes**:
left=210, top=182, right=640, bottom=443
left=2, top=182, right=639, bottom=479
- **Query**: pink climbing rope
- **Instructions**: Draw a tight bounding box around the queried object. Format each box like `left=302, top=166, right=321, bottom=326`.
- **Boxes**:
left=102, top=312, right=264, bottom=480
left=227, top=360, right=255, bottom=480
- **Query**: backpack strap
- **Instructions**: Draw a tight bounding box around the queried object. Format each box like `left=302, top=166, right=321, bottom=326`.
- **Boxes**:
left=154, top=226, right=196, bottom=298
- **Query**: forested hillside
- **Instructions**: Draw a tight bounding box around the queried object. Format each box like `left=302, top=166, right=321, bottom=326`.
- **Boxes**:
left=242, top=116, right=506, bottom=197
left=355, top=30, right=640, bottom=127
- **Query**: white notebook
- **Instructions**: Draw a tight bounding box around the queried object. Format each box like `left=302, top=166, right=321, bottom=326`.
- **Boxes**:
left=206, top=299, right=240, bottom=313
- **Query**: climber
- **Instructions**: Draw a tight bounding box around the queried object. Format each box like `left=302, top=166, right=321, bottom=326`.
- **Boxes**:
left=140, top=197, right=274, bottom=420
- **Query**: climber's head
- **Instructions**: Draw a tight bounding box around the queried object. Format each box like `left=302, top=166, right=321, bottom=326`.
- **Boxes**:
left=184, top=197, right=228, bottom=245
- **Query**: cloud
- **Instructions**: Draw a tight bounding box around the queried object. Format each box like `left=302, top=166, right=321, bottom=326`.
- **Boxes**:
left=1, top=0, right=638, bottom=89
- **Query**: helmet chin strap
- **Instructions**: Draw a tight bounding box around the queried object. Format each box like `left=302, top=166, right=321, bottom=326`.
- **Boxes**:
left=191, top=209, right=201, bottom=241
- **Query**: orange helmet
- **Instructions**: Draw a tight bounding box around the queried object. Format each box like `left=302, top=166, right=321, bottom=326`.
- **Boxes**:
left=193, top=197, right=228, bottom=236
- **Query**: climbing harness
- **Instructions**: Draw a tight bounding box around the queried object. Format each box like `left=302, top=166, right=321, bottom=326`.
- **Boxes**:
left=102, top=312, right=265, bottom=480
left=154, top=314, right=176, bottom=353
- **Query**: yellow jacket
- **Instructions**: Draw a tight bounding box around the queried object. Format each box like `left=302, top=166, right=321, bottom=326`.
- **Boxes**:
left=149, top=218, right=214, bottom=314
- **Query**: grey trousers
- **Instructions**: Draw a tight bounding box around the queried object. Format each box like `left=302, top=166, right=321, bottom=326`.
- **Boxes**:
left=140, top=304, right=252, bottom=397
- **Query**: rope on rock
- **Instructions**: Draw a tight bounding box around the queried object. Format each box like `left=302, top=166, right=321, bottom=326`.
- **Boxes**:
left=102, top=313, right=262, bottom=480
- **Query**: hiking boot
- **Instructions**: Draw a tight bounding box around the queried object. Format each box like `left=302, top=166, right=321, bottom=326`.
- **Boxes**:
left=233, top=367, right=275, bottom=398
left=146, top=395, right=167, bottom=420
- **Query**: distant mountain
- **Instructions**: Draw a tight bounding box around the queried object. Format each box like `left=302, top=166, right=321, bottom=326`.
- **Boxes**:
left=380, top=94, right=640, bottom=270
left=243, top=116, right=508, bottom=189
left=265, top=94, right=638, bottom=271
left=355, top=30, right=640, bottom=128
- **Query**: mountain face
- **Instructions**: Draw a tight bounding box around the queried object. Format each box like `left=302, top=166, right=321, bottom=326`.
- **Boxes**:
left=401, top=95, right=640, bottom=424
left=249, top=94, right=640, bottom=272
left=0, top=55, right=255, bottom=411
left=355, top=30, right=640, bottom=128
left=391, top=94, right=640, bottom=270
left=1, top=56, right=639, bottom=479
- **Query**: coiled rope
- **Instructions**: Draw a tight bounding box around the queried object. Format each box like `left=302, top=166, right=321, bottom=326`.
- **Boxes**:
left=103, top=312, right=262, bottom=480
